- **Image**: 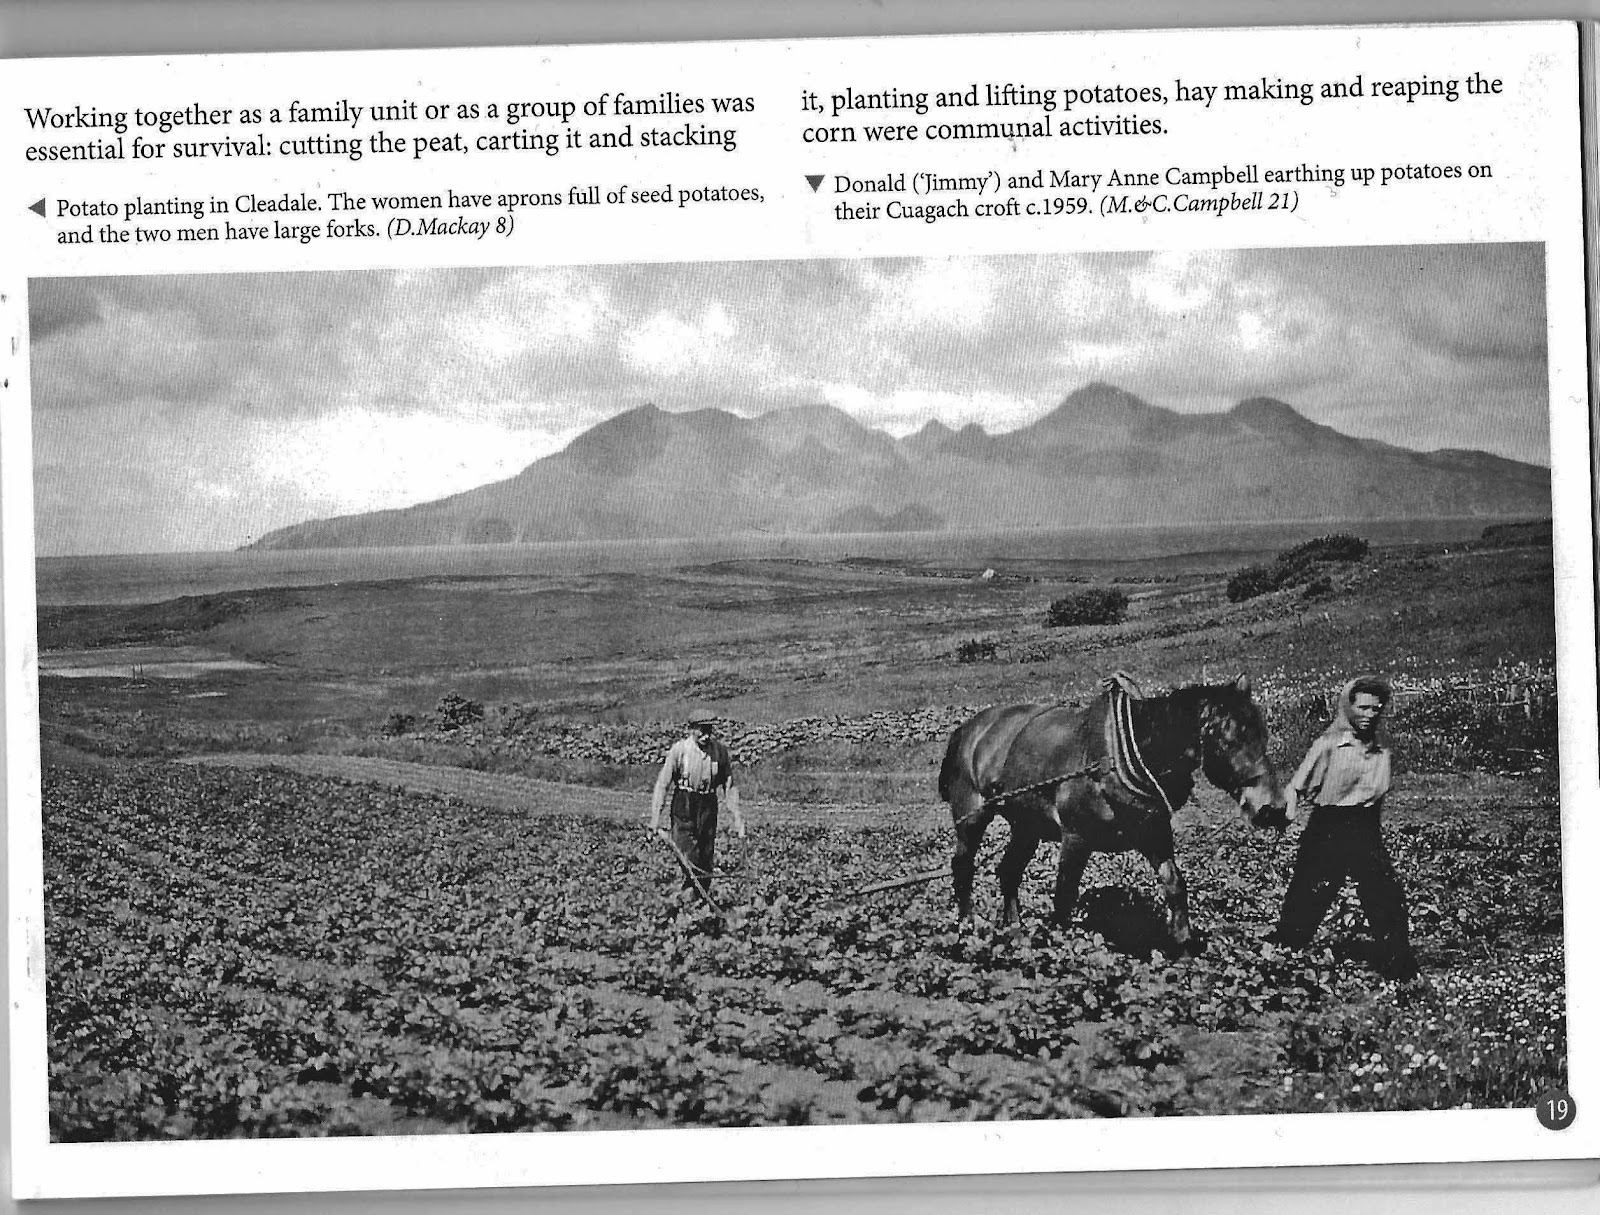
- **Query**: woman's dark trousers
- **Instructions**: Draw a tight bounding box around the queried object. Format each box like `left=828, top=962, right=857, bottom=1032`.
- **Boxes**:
left=1274, top=806, right=1417, bottom=979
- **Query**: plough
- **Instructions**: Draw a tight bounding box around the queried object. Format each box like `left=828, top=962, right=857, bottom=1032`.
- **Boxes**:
left=645, top=826, right=725, bottom=918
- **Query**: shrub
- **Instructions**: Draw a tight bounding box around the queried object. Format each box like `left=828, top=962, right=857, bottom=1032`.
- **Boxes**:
left=1277, top=533, right=1369, bottom=566
left=1227, top=565, right=1279, bottom=603
left=1263, top=690, right=1338, bottom=769
left=1393, top=670, right=1558, bottom=774
left=855, top=1049, right=971, bottom=1112
left=955, top=638, right=997, bottom=663
left=1044, top=587, right=1129, bottom=628
left=434, top=693, right=485, bottom=731
left=1228, top=534, right=1369, bottom=602
left=381, top=711, right=416, bottom=737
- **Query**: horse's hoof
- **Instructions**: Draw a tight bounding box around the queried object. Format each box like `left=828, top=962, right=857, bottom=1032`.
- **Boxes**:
left=1170, top=930, right=1205, bottom=957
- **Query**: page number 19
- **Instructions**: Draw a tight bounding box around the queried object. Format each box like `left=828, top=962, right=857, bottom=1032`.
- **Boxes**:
left=1536, top=1090, right=1576, bottom=1130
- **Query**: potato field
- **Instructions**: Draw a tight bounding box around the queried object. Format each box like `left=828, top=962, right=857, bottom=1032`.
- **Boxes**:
left=38, top=526, right=1568, bottom=1138
left=45, top=757, right=1563, bottom=1138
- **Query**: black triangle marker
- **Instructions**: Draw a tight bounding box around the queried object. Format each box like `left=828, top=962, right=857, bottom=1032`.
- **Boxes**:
left=28, top=198, right=45, bottom=217
left=805, top=175, right=824, bottom=193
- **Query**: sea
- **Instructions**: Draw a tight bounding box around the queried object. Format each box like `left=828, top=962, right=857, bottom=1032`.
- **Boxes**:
left=36, top=518, right=1514, bottom=608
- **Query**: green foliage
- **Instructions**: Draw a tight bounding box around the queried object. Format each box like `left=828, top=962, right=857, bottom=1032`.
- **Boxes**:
left=1226, top=565, right=1280, bottom=603
left=433, top=693, right=484, bottom=731
left=1392, top=664, right=1557, bottom=774
left=380, top=711, right=415, bottom=737
left=855, top=1049, right=971, bottom=1115
left=954, top=637, right=997, bottom=663
left=1260, top=664, right=1559, bottom=782
left=1281, top=945, right=1565, bottom=1111
left=586, top=1039, right=788, bottom=1126
left=1044, top=587, right=1129, bottom=628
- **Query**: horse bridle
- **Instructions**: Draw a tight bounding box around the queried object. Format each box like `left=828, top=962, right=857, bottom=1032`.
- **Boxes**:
left=1198, top=706, right=1275, bottom=804
left=1216, top=759, right=1273, bottom=802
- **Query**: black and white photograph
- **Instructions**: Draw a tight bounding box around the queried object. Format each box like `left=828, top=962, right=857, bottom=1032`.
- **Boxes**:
left=27, top=243, right=1569, bottom=1145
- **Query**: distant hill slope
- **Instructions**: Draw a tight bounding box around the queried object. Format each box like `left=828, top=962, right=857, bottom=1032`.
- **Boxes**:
left=244, top=384, right=1551, bottom=550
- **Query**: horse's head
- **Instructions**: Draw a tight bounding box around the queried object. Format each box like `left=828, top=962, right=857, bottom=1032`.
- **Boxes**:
left=1198, top=674, right=1287, bottom=830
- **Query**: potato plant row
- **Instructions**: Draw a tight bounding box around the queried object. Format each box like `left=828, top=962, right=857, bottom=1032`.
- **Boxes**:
left=44, top=759, right=1565, bottom=1139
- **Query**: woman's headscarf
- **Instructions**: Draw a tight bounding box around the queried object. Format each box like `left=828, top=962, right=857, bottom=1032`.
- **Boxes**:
left=1325, top=676, right=1391, bottom=743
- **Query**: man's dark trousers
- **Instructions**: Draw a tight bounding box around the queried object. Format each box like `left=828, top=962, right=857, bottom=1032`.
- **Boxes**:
left=1274, top=805, right=1416, bottom=978
left=670, top=789, right=718, bottom=892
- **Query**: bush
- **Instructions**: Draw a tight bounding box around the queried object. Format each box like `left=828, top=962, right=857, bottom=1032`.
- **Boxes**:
left=1044, top=587, right=1129, bottom=628
left=381, top=710, right=415, bottom=737
left=1228, top=534, right=1369, bottom=602
left=434, top=693, right=485, bottom=731
left=1263, top=691, right=1337, bottom=769
left=1226, top=565, right=1279, bottom=603
left=1277, top=533, right=1369, bottom=566
left=955, top=638, right=997, bottom=663
left=1394, top=673, right=1558, bottom=774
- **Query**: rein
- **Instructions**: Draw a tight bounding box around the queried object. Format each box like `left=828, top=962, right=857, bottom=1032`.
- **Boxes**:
left=961, top=676, right=1274, bottom=834
left=964, top=757, right=1108, bottom=823
left=960, top=681, right=1180, bottom=827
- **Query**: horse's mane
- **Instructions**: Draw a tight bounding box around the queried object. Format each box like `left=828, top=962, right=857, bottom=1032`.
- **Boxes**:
left=1141, top=678, right=1256, bottom=714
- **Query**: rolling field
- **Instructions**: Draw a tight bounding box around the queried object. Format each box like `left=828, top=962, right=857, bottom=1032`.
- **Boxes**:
left=37, top=523, right=1566, bottom=1137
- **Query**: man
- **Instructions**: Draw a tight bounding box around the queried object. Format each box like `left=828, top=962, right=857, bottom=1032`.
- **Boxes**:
left=1267, top=676, right=1419, bottom=981
left=650, top=710, right=744, bottom=895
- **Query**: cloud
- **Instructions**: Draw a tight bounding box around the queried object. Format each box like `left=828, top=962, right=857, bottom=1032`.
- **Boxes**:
left=252, top=408, right=566, bottom=514
left=624, top=301, right=737, bottom=374
left=27, top=278, right=101, bottom=339
left=28, top=245, right=1550, bottom=554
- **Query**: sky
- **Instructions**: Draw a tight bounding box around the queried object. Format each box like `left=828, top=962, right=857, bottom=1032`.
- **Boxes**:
left=29, top=244, right=1549, bottom=556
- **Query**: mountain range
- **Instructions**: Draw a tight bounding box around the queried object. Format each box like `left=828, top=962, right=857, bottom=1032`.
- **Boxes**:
left=244, top=383, right=1551, bottom=550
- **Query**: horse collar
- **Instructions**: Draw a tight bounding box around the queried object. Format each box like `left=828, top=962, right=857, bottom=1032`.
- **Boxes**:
left=1110, top=685, right=1178, bottom=817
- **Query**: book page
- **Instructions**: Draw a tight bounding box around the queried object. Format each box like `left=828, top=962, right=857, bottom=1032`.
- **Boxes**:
left=0, top=20, right=1592, bottom=1201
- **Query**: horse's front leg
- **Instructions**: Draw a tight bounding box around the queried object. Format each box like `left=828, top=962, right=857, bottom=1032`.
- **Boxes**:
left=951, top=797, right=992, bottom=925
left=1052, top=831, right=1094, bottom=929
left=1154, top=856, right=1194, bottom=948
left=1141, top=818, right=1194, bottom=949
left=995, top=821, right=1041, bottom=927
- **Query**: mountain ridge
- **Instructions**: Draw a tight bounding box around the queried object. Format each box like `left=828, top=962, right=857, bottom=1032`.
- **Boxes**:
left=244, top=386, right=1551, bottom=551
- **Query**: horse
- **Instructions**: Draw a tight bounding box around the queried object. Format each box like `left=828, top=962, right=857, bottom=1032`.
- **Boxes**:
left=937, top=674, right=1286, bottom=948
